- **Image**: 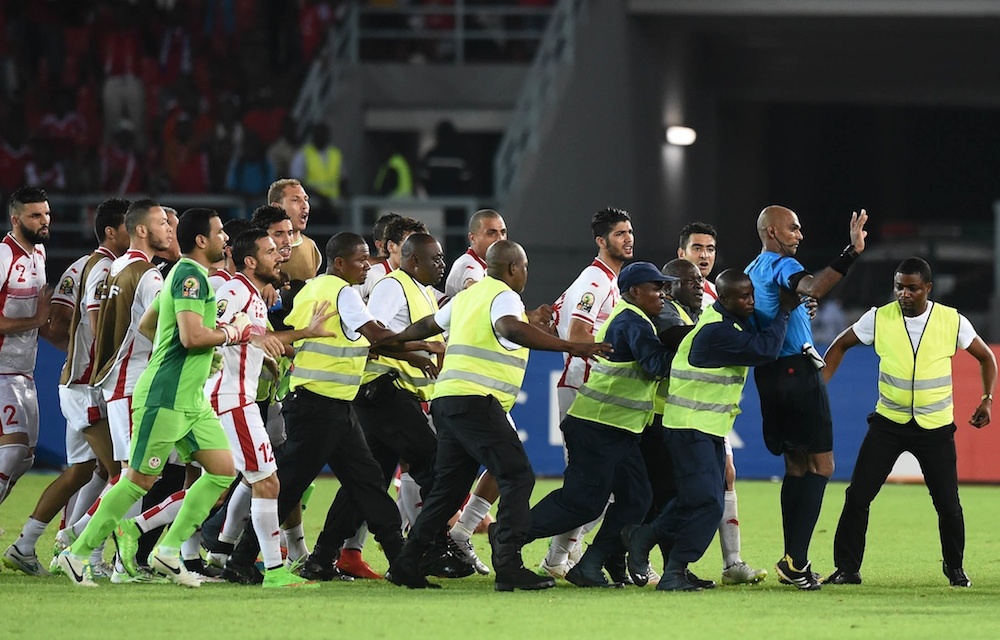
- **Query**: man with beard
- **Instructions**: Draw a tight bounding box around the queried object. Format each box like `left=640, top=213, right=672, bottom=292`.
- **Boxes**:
left=196, top=228, right=333, bottom=588
left=4, top=198, right=130, bottom=577
left=59, top=208, right=284, bottom=587
left=540, top=207, right=634, bottom=579
left=301, top=233, right=447, bottom=581
left=0, top=187, right=54, bottom=509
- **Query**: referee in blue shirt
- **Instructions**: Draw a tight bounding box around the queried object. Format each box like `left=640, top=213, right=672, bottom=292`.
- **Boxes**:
left=745, top=204, right=868, bottom=590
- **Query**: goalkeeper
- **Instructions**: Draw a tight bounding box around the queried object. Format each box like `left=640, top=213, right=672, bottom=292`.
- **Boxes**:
left=58, top=209, right=284, bottom=588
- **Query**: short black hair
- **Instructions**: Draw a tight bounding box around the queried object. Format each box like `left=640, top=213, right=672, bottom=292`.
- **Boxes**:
left=233, top=227, right=270, bottom=268
left=384, top=216, right=428, bottom=247
left=591, top=207, right=631, bottom=240
left=9, top=186, right=47, bottom=216
left=678, top=222, right=717, bottom=250
left=895, top=257, right=933, bottom=283
left=124, top=199, right=160, bottom=235
left=223, top=218, right=251, bottom=244
left=94, top=197, right=130, bottom=241
left=326, top=232, right=366, bottom=262
left=250, top=204, right=290, bottom=231
left=373, top=212, right=402, bottom=244
left=468, top=209, right=501, bottom=235
left=177, top=208, right=220, bottom=254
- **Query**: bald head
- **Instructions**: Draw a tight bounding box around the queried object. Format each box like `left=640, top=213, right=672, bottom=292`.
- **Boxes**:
left=662, top=258, right=703, bottom=309
left=662, top=258, right=699, bottom=280
left=401, top=233, right=446, bottom=286
left=715, top=269, right=755, bottom=318
left=486, top=239, right=528, bottom=293
left=757, top=205, right=802, bottom=256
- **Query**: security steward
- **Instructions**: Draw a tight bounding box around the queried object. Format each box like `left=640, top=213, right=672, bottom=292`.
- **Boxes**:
left=381, top=240, right=611, bottom=591
left=822, top=257, right=996, bottom=588
left=527, top=262, right=678, bottom=588
left=624, top=270, right=798, bottom=591
left=301, top=233, right=452, bottom=580
left=223, top=232, right=438, bottom=581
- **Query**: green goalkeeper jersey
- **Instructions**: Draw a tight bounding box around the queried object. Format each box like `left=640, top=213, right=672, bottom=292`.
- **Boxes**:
left=133, top=257, right=216, bottom=411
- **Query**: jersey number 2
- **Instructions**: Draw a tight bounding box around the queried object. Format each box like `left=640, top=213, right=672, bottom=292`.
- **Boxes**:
left=3, top=405, right=17, bottom=426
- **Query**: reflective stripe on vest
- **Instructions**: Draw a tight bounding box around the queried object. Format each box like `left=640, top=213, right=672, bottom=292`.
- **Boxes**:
left=567, top=299, right=659, bottom=433
left=288, top=275, right=369, bottom=401
left=303, top=144, right=343, bottom=199
left=431, top=276, right=528, bottom=411
left=362, top=269, right=443, bottom=400
left=873, top=302, right=959, bottom=429
left=654, top=299, right=695, bottom=415
left=661, top=305, right=748, bottom=437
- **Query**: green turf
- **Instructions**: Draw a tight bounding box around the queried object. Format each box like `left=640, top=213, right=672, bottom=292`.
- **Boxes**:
left=2, top=473, right=1000, bottom=639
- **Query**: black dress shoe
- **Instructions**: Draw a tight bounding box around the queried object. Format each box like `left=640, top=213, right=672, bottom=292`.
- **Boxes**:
left=684, top=569, right=716, bottom=589
left=220, top=561, right=264, bottom=585
left=943, top=562, right=971, bottom=587
left=419, top=548, right=475, bottom=579
left=386, top=556, right=442, bottom=589
left=604, top=553, right=633, bottom=586
left=494, top=566, right=556, bottom=592
left=299, top=555, right=355, bottom=582
left=824, top=569, right=862, bottom=585
left=655, top=569, right=702, bottom=592
left=565, top=563, right=624, bottom=589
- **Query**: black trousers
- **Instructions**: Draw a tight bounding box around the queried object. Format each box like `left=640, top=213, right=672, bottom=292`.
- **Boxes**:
left=528, top=415, right=651, bottom=561
left=312, top=375, right=438, bottom=556
left=651, top=429, right=726, bottom=567
left=639, top=415, right=678, bottom=519
left=408, top=395, right=534, bottom=551
left=833, top=413, right=964, bottom=572
left=230, top=388, right=403, bottom=566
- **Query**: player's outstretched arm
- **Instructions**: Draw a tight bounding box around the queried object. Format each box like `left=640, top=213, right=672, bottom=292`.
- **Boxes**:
left=821, top=326, right=862, bottom=383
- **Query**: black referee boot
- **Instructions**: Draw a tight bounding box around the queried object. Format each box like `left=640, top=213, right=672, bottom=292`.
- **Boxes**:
left=488, top=523, right=554, bottom=592
left=386, top=539, right=440, bottom=589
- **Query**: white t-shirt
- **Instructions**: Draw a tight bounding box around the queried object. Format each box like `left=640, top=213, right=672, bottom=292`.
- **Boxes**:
left=551, top=258, right=618, bottom=389
left=0, top=234, right=46, bottom=375
left=208, top=269, right=233, bottom=293
left=444, top=248, right=486, bottom=298
left=434, top=289, right=525, bottom=350
left=356, top=258, right=392, bottom=302
left=207, top=273, right=269, bottom=413
left=852, top=301, right=976, bottom=351
left=367, top=274, right=439, bottom=333
left=337, top=285, right=377, bottom=341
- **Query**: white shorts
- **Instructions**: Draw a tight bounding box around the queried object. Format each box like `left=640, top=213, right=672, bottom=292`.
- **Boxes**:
left=58, top=384, right=106, bottom=433
left=106, top=395, right=134, bottom=462
left=0, top=374, right=39, bottom=447
left=220, top=403, right=277, bottom=483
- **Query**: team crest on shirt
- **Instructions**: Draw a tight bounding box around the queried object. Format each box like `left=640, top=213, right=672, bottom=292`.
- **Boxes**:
left=181, top=276, right=201, bottom=299
left=59, top=276, right=74, bottom=295
left=148, top=456, right=161, bottom=469
left=95, top=278, right=109, bottom=299
left=216, top=299, right=228, bottom=318
left=576, top=292, right=595, bottom=313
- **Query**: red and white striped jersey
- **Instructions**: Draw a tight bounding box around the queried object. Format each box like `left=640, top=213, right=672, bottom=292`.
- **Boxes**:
left=551, top=258, right=619, bottom=390
left=93, top=250, right=163, bottom=399
left=207, top=272, right=268, bottom=414
left=0, top=234, right=47, bottom=375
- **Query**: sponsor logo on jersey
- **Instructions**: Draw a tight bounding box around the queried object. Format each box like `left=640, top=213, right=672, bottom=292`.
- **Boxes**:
left=181, top=276, right=201, bottom=299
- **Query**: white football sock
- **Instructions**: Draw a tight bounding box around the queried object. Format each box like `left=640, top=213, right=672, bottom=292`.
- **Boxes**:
left=16, top=517, right=48, bottom=554
left=283, top=523, right=308, bottom=561
left=719, top=490, right=742, bottom=567
left=545, top=527, right=583, bottom=567
left=0, top=443, right=29, bottom=504
left=181, top=529, right=202, bottom=561
left=398, top=472, right=423, bottom=528
left=344, top=522, right=368, bottom=552
left=450, top=495, right=492, bottom=542
left=252, top=497, right=282, bottom=570
left=219, top=481, right=253, bottom=545
left=68, top=471, right=106, bottom=530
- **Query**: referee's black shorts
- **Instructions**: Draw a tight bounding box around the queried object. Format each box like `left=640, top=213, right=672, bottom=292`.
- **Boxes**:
left=754, top=354, right=833, bottom=456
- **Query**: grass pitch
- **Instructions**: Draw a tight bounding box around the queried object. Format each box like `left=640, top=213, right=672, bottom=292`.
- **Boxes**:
left=3, top=473, right=1000, bottom=639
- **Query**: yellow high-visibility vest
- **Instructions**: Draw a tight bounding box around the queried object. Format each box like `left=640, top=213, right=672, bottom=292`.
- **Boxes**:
left=654, top=299, right=695, bottom=415
left=288, top=275, right=369, bottom=401
left=432, top=276, right=528, bottom=411
left=303, top=144, right=343, bottom=199
left=874, top=302, right=959, bottom=429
